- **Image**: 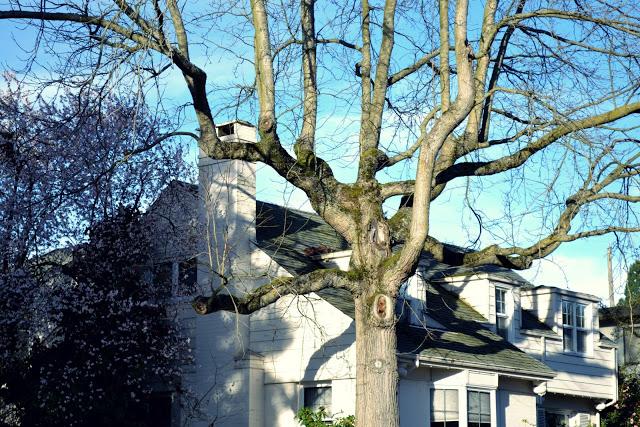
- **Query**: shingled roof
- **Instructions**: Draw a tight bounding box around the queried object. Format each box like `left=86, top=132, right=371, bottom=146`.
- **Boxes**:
left=255, top=201, right=349, bottom=274
left=253, top=200, right=554, bottom=379
left=397, top=283, right=554, bottom=378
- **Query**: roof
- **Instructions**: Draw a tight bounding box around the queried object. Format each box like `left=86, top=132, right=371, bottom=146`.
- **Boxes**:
left=249, top=197, right=554, bottom=378
left=599, top=305, right=640, bottom=326
left=426, top=263, right=533, bottom=287
left=523, top=285, right=601, bottom=303
left=598, top=332, right=617, bottom=348
left=255, top=201, right=349, bottom=274
left=521, top=309, right=559, bottom=338
left=397, top=283, right=555, bottom=378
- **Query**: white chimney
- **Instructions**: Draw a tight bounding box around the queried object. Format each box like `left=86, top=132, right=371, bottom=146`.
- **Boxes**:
left=198, top=120, right=257, bottom=290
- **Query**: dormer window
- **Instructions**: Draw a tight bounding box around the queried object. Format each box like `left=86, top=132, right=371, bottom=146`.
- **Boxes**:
left=495, top=288, right=509, bottom=340
left=562, top=301, right=588, bottom=353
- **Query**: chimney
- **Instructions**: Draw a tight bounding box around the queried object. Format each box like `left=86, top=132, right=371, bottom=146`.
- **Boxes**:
left=198, top=121, right=257, bottom=289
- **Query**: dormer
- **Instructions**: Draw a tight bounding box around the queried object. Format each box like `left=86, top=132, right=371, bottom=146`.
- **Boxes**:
left=433, top=268, right=531, bottom=342
left=397, top=275, right=447, bottom=330
left=521, top=286, right=600, bottom=356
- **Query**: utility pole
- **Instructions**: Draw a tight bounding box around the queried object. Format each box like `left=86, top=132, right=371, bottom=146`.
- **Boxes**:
left=608, top=246, right=615, bottom=307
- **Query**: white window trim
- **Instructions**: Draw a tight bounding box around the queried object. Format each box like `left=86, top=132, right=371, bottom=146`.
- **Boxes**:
left=494, top=286, right=511, bottom=341
left=562, top=301, right=591, bottom=355
left=466, top=387, right=497, bottom=427
left=428, top=386, right=498, bottom=427
left=429, top=387, right=462, bottom=427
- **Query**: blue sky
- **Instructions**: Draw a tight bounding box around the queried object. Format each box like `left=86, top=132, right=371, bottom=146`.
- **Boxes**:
left=0, top=6, right=635, bottom=304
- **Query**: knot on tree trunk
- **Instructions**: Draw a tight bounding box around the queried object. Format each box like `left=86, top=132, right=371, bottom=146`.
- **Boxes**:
left=368, top=219, right=391, bottom=257
left=371, top=294, right=393, bottom=323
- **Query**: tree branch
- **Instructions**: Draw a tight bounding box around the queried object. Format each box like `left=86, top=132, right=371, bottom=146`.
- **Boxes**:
left=191, top=269, right=352, bottom=315
left=436, top=102, right=640, bottom=186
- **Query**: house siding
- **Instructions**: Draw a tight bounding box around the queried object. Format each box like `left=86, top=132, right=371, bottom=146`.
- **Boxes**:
left=251, top=294, right=355, bottom=385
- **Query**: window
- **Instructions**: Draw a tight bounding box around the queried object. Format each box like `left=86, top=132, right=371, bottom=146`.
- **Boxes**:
left=467, top=391, right=491, bottom=427
left=495, top=288, right=509, bottom=340
left=562, top=301, right=588, bottom=353
left=545, top=411, right=569, bottom=427
left=303, top=386, right=332, bottom=416
left=153, top=262, right=174, bottom=298
left=430, top=389, right=459, bottom=427
left=178, top=257, right=198, bottom=296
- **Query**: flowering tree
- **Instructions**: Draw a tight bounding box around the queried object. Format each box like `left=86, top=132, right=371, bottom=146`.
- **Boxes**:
left=602, top=367, right=640, bottom=427
left=0, top=77, right=191, bottom=425
left=1, top=208, right=188, bottom=427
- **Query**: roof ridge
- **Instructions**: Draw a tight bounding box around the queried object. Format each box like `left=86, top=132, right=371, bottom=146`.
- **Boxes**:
left=256, top=200, right=321, bottom=219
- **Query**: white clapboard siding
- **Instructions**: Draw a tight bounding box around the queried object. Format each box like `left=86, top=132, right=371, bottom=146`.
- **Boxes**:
left=251, top=293, right=356, bottom=385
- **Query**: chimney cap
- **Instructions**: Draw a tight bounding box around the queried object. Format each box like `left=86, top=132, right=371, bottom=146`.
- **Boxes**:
left=216, top=119, right=255, bottom=129
left=214, top=120, right=257, bottom=143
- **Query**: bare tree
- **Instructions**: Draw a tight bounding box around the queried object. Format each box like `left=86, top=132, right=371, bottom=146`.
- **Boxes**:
left=2, top=0, right=640, bottom=425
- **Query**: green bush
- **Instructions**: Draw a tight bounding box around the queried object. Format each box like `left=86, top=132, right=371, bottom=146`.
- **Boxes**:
left=295, top=407, right=355, bottom=426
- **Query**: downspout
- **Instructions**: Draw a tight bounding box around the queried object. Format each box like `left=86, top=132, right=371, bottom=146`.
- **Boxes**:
left=596, top=346, right=618, bottom=412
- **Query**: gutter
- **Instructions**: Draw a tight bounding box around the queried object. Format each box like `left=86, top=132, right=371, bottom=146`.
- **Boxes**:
left=397, top=354, right=555, bottom=382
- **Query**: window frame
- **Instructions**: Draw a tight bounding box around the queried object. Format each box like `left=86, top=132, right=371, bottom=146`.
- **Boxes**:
left=561, top=300, right=589, bottom=354
left=429, top=388, right=460, bottom=427
left=300, top=383, right=333, bottom=421
left=467, top=389, right=492, bottom=427
left=494, top=287, right=510, bottom=340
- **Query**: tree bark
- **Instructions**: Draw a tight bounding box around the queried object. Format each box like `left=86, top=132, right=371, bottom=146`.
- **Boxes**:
left=354, top=292, right=399, bottom=427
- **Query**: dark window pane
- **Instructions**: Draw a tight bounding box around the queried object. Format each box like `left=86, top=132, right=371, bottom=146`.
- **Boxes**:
left=304, top=386, right=332, bottom=415
left=146, top=392, right=172, bottom=427
left=577, top=330, right=587, bottom=353
left=495, top=289, right=506, bottom=315
left=497, top=316, right=509, bottom=340
left=576, top=304, right=585, bottom=328
left=562, top=302, right=574, bottom=326
left=546, top=412, right=569, bottom=426
left=153, top=262, right=173, bottom=298
left=563, top=327, right=574, bottom=352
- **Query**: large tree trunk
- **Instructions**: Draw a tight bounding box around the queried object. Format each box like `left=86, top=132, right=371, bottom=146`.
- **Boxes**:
left=354, top=293, right=399, bottom=427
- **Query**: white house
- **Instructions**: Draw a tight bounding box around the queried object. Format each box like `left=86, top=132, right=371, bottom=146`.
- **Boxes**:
left=148, top=121, right=618, bottom=427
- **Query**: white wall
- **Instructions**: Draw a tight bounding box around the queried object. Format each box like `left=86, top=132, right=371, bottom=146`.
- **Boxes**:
left=497, top=378, right=537, bottom=427
left=399, top=368, right=538, bottom=427
left=251, top=293, right=356, bottom=384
